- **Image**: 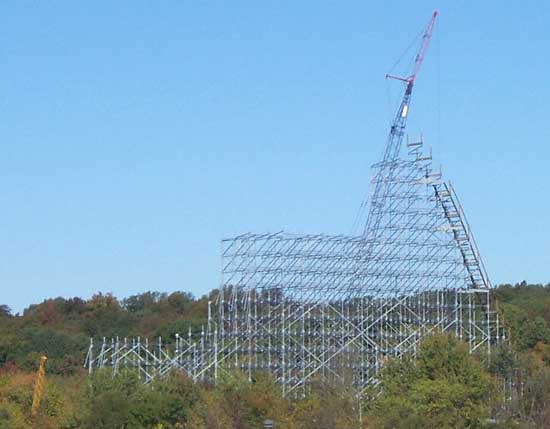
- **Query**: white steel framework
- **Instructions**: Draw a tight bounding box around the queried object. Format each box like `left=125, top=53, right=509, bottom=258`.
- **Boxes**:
left=85, top=11, right=501, bottom=397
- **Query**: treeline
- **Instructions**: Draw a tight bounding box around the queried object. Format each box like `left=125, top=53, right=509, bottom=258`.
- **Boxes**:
left=0, top=282, right=549, bottom=428
left=0, top=291, right=211, bottom=375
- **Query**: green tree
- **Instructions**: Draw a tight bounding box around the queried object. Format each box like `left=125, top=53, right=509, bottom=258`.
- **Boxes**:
left=82, top=370, right=143, bottom=429
left=367, top=334, right=492, bottom=429
left=81, top=369, right=200, bottom=429
left=0, top=305, right=11, bottom=318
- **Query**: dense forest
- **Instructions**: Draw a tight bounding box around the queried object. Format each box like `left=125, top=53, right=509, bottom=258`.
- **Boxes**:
left=1, top=282, right=550, bottom=428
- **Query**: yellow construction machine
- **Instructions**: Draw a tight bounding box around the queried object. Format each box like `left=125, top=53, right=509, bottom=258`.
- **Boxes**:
left=30, top=355, right=47, bottom=418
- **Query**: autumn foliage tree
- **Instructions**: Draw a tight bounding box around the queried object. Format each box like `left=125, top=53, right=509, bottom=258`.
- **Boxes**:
left=0, top=282, right=549, bottom=427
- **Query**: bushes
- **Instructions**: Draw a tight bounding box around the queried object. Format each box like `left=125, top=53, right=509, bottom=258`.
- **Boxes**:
left=80, top=370, right=201, bottom=429
left=0, top=283, right=549, bottom=427
left=0, top=371, right=67, bottom=428
left=366, top=334, right=492, bottom=429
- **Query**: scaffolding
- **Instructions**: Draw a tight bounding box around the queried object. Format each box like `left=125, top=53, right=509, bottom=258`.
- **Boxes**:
left=85, top=11, right=501, bottom=397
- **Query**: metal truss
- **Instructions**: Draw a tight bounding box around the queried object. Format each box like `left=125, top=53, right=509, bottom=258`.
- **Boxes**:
left=85, top=135, right=502, bottom=396
left=85, top=11, right=502, bottom=398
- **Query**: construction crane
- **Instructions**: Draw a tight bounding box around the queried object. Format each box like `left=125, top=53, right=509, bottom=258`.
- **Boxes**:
left=363, top=10, right=438, bottom=238
left=361, top=9, right=490, bottom=291
left=30, top=355, right=47, bottom=418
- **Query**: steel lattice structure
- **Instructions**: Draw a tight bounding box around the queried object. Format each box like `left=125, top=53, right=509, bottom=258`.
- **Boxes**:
left=85, top=11, right=503, bottom=397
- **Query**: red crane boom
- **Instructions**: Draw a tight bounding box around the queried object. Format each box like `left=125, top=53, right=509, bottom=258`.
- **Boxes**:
left=363, top=10, right=438, bottom=238
left=386, top=10, right=438, bottom=84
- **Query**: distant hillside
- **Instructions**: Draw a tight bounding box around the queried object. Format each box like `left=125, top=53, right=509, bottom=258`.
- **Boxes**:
left=1, top=283, right=549, bottom=375
left=0, top=290, right=212, bottom=375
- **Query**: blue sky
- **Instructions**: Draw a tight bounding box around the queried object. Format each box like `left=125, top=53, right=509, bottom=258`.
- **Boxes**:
left=1, top=1, right=549, bottom=313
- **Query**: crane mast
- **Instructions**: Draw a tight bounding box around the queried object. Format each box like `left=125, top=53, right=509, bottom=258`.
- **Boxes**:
left=363, top=10, right=438, bottom=238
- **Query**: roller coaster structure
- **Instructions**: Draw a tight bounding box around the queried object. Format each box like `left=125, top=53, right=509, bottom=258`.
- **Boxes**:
left=85, top=11, right=502, bottom=397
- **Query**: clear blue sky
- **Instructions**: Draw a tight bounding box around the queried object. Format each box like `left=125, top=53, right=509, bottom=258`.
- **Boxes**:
left=1, top=1, right=549, bottom=313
